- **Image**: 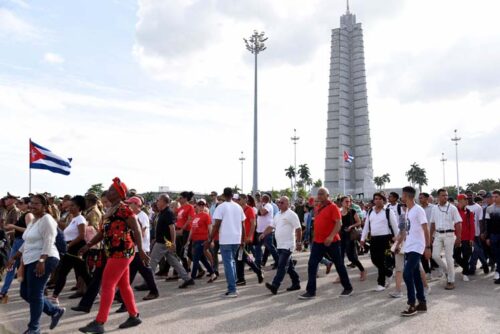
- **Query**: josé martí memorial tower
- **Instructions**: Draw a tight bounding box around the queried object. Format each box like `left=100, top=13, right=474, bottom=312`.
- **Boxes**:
left=324, top=2, right=375, bottom=198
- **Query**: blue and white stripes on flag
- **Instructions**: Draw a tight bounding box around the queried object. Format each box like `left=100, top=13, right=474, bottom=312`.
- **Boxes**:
left=343, top=151, right=354, bottom=163
left=30, top=140, right=72, bottom=175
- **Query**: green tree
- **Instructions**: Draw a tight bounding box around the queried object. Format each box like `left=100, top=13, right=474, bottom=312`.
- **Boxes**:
left=313, top=179, right=323, bottom=188
left=281, top=188, right=293, bottom=198
left=374, top=173, right=391, bottom=190
left=466, top=179, right=500, bottom=192
left=297, top=164, right=311, bottom=183
left=284, top=166, right=296, bottom=191
left=297, top=187, right=308, bottom=199
left=405, top=163, right=428, bottom=193
left=142, top=192, right=156, bottom=204
left=232, top=185, right=241, bottom=193
left=87, top=183, right=104, bottom=196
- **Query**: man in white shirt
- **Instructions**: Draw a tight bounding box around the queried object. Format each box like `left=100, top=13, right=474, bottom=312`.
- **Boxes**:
left=396, top=186, right=431, bottom=316
left=254, top=194, right=279, bottom=269
left=430, top=189, right=462, bottom=290
left=260, top=196, right=302, bottom=295
left=361, top=193, right=398, bottom=291
left=210, top=187, right=246, bottom=298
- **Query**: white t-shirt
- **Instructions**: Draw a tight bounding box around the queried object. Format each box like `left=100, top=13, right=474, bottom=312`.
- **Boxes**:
left=403, top=204, right=428, bottom=254
left=136, top=211, right=150, bottom=252
left=213, top=201, right=245, bottom=245
left=467, top=203, right=483, bottom=236
left=256, top=203, right=274, bottom=233
left=430, top=203, right=462, bottom=231
left=271, top=209, right=301, bottom=251
left=361, top=208, right=399, bottom=241
left=64, top=215, right=87, bottom=241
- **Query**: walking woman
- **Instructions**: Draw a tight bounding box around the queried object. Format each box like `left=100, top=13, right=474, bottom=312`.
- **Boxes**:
left=78, top=178, right=150, bottom=334
left=176, top=191, right=195, bottom=271
left=51, top=195, right=91, bottom=304
left=6, top=194, right=65, bottom=334
left=339, top=196, right=367, bottom=281
left=1, top=197, right=33, bottom=303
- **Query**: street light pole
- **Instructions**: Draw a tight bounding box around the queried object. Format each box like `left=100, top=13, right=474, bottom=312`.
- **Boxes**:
left=440, top=152, right=447, bottom=188
left=451, top=129, right=461, bottom=194
left=239, top=151, right=245, bottom=193
left=291, top=128, right=300, bottom=200
left=244, top=30, right=267, bottom=195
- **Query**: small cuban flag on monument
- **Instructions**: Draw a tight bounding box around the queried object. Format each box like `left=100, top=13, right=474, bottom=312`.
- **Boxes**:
left=30, top=140, right=72, bottom=175
left=343, top=150, right=354, bottom=164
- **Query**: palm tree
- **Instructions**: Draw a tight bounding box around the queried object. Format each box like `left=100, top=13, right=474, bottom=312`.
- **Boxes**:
left=284, top=166, right=296, bottom=191
left=405, top=162, right=428, bottom=193
left=306, top=177, right=313, bottom=191
left=313, top=179, right=323, bottom=188
left=232, top=185, right=241, bottom=193
left=381, top=173, right=391, bottom=185
left=373, top=176, right=383, bottom=190
left=297, top=164, right=311, bottom=185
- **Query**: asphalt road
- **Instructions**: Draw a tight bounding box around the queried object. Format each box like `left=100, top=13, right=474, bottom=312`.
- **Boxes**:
left=1, top=252, right=499, bottom=334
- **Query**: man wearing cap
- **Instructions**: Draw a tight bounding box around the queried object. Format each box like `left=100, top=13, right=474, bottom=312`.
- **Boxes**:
left=210, top=187, right=246, bottom=298
left=254, top=193, right=279, bottom=269
left=2, top=193, right=20, bottom=232
left=429, top=189, right=462, bottom=290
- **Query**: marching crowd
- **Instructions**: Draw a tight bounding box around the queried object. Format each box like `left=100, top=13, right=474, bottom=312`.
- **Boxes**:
left=0, top=177, right=499, bottom=334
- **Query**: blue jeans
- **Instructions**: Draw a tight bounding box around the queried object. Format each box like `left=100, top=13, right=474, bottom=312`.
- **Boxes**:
left=306, top=242, right=352, bottom=295
left=220, top=244, right=239, bottom=293
left=470, top=236, right=488, bottom=272
left=490, top=234, right=500, bottom=274
left=271, top=249, right=300, bottom=288
left=20, top=257, right=61, bottom=331
left=403, top=252, right=425, bottom=306
left=254, top=233, right=279, bottom=269
left=1, top=238, right=24, bottom=294
left=191, top=240, right=214, bottom=279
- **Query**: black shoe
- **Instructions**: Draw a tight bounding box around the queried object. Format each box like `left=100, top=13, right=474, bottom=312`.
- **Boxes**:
left=298, top=292, right=315, bottom=300
left=416, top=302, right=427, bottom=313
left=495, top=278, right=500, bottom=285
left=68, top=292, right=84, bottom=299
left=79, top=320, right=104, bottom=334
left=70, top=286, right=78, bottom=291
left=196, top=269, right=206, bottom=279
left=340, top=289, right=353, bottom=297
left=119, top=314, right=142, bottom=329
left=115, top=304, right=127, bottom=313
left=179, top=279, right=195, bottom=289
left=271, top=263, right=278, bottom=270
left=347, top=263, right=356, bottom=268
left=134, top=284, right=149, bottom=291
left=286, top=285, right=301, bottom=292
left=71, top=305, right=91, bottom=313
left=142, top=293, right=159, bottom=301
left=50, top=307, right=65, bottom=330
left=236, top=280, right=246, bottom=286
left=257, top=272, right=264, bottom=284
left=484, top=266, right=490, bottom=274
left=265, top=282, right=278, bottom=295
left=292, top=259, right=298, bottom=266
left=401, top=305, right=418, bottom=317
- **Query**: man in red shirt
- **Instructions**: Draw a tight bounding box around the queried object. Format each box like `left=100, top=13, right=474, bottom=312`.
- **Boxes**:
left=454, top=194, right=475, bottom=282
left=235, top=194, right=264, bottom=285
left=299, top=188, right=353, bottom=299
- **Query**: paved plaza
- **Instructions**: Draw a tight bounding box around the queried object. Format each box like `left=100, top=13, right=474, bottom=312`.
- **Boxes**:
left=0, top=252, right=499, bottom=334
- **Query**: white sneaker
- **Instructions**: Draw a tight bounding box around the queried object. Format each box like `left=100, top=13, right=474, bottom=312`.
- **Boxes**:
left=389, top=291, right=403, bottom=298
left=494, top=272, right=499, bottom=280
left=385, top=275, right=394, bottom=289
left=424, top=286, right=431, bottom=296
left=463, top=275, right=470, bottom=282
left=374, top=285, right=386, bottom=292
left=222, top=291, right=238, bottom=298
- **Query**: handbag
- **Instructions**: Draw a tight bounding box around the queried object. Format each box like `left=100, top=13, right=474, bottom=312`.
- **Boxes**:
left=348, top=210, right=360, bottom=241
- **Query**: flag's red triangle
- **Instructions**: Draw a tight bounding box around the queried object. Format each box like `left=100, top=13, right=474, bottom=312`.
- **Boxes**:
left=30, top=142, right=45, bottom=163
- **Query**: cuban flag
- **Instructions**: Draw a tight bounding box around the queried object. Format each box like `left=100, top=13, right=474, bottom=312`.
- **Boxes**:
left=30, top=140, right=72, bottom=175
left=343, top=151, right=354, bottom=163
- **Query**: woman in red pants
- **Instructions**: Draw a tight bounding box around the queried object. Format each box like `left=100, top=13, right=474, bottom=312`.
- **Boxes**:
left=78, top=177, right=150, bottom=334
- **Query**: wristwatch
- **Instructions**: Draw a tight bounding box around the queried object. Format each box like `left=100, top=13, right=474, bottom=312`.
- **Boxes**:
left=39, top=258, right=45, bottom=263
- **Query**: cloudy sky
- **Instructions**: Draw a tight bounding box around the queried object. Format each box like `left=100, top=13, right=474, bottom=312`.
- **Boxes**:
left=0, top=0, right=498, bottom=197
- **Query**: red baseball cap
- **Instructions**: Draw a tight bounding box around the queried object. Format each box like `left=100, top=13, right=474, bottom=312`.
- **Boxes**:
left=457, top=194, right=467, bottom=201
left=125, top=196, right=143, bottom=206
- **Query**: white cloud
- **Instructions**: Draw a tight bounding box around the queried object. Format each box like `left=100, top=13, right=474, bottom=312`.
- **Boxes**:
left=0, top=8, right=37, bottom=40
left=43, top=52, right=65, bottom=64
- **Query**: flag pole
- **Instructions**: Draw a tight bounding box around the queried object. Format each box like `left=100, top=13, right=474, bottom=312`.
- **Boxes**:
left=342, top=150, right=346, bottom=195
left=29, top=138, right=31, bottom=194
